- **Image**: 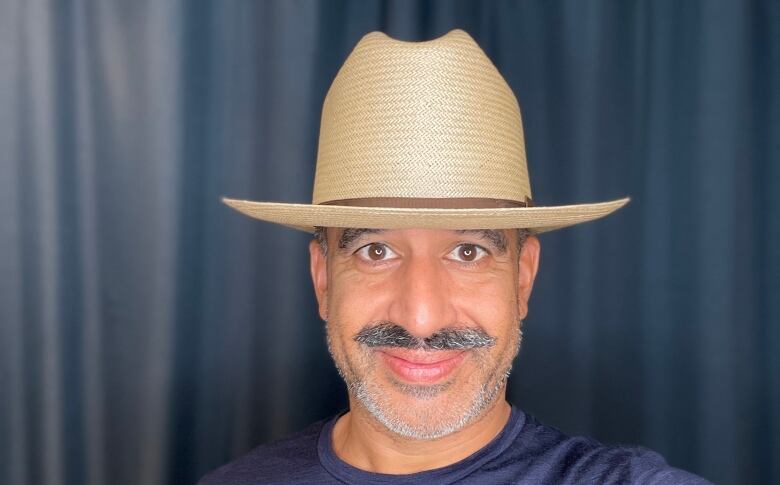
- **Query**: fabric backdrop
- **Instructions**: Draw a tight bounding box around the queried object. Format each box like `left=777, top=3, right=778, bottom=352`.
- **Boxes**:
left=1, top=1, right=778, bottom=484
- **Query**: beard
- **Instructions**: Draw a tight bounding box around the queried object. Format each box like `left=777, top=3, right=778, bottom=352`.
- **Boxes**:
left=326, top=319, right=522, bottom=440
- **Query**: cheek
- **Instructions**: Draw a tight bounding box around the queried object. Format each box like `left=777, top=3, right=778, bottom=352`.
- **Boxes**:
left=326, top=268, right=389, bottom=347
left=325, top=311, right=363, bottom=372
left=451, top=272, right=518, bottom=330
left=328, top=266, right=397, bottom=318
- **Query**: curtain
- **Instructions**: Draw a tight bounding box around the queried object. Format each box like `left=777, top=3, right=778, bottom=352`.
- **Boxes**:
left=1, top=1, right=777, bottom=484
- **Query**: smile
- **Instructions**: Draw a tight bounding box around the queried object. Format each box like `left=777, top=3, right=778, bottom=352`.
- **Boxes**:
left=378, top=349, right=467, bottom=384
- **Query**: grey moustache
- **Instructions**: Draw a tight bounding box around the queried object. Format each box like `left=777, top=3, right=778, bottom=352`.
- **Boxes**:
left=354, top=322, right=496, bottom=350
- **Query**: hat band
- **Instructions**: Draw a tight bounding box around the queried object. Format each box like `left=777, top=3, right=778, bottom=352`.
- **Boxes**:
left=320, top=197, right=534, bottom=209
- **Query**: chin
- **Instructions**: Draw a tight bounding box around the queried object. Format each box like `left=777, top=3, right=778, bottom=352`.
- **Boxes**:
left=352, top=371, right=508, bottom=440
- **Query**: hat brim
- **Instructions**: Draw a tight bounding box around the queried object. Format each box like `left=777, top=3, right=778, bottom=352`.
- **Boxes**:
left=221, top=197, right=630, bottom=234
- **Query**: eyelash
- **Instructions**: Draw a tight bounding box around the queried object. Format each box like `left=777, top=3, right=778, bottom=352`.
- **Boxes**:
left=354, top=242, right=398, bottom=263
left=353, top=242, right=489, bottom=266
left=451, top=244, right=489, bottom=266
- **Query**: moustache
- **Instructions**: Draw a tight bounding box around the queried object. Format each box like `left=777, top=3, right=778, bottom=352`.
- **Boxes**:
left=353, top=321, right=496, bottom=351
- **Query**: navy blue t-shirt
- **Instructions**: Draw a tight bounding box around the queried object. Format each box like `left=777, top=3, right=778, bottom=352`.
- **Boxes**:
left=199, top=406, right=711, bottom=484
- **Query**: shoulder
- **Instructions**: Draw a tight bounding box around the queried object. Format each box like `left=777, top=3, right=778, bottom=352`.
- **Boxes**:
left=505, top=412, right=712, bottom=484
left=198, top=418, right=331, bottom=485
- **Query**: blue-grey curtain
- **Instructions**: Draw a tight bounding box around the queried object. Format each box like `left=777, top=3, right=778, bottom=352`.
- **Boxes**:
left=1, top=1, right=777, bottom=484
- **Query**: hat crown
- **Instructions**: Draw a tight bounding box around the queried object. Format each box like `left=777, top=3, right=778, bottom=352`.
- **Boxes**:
left=312, top=29, right=532, bottom=205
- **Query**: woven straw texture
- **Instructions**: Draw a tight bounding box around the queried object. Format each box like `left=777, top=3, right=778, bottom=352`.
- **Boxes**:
left=313, top=29, right=529, bottom=203
left=222, top=29, right=629, bottom=233
left=222, top=198, right=630, bottom=234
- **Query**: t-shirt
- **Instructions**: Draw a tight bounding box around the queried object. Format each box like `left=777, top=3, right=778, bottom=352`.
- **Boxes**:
left=198, top=406, right=712, bottom=484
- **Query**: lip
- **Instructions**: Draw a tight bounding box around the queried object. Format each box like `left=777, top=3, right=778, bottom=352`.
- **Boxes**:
left=378, top=349, right=467, bottom=384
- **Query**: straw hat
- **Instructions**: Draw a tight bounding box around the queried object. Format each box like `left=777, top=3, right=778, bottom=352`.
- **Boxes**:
left=222, top=29, right=629, bottom=233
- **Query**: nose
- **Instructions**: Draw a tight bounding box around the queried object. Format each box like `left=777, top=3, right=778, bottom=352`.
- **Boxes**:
left=388, top=255, right=457, bottom=338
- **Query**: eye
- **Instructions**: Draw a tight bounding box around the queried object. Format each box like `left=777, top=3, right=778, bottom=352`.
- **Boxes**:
left=448, top=243, right=487, bottom=263
left=355, top=243, right=398, bottom=262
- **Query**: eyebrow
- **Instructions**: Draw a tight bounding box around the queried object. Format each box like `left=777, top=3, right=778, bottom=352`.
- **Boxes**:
left=455, top=229, right=508, bottom=253
left=335, top=228, right=507, bottom=254
left=338, top=228, right=384, bottom=251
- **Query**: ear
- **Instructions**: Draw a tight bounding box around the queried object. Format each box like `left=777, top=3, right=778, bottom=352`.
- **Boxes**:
left=517, top=235, right=540, bottom=320
left=309, top=239, right=329, bottom=320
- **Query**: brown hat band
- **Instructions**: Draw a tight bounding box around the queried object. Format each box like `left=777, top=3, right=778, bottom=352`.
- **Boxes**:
left=321, top=197, right=534, bottom=209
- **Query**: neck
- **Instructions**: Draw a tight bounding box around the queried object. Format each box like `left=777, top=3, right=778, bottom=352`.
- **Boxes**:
left=330, top=395, right=512, bottom=474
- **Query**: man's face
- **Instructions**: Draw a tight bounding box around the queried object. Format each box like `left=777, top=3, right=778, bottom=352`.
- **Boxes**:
left=309, top=228, right=540, bottom=440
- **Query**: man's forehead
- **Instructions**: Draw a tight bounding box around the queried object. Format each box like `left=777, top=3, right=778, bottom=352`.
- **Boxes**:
left=332, top=227, right=510, bottom=253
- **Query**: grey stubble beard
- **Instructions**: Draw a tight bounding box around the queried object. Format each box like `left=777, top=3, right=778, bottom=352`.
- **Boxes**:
left=326, top=320, right=523, bottom=441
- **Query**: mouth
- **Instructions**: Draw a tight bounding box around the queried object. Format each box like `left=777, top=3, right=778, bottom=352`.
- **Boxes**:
left=377, top=348, right=467, bottom=385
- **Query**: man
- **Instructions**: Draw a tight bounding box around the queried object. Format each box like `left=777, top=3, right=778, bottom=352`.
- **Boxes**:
left=201, top=30, right=710, bottom=484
